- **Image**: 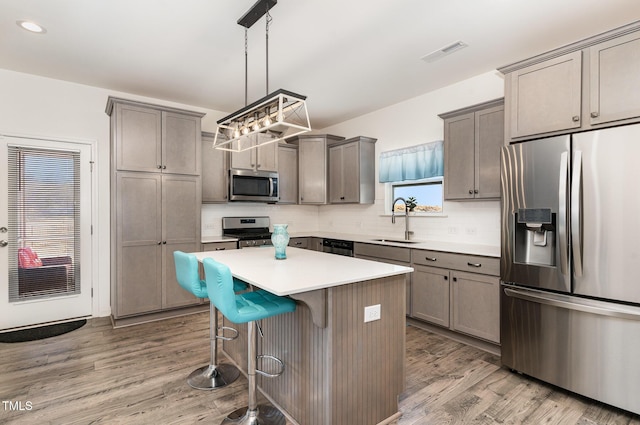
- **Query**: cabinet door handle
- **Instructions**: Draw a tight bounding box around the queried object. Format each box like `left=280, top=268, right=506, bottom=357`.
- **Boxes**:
left=295, top=242, right=302, bottom=246
left=468, top=189, right=473, bottom=194
left=163, top=241, right=167, bottom=244
left=453, top=277, right=457, bottom=282
left=340, top=196, right=345, bottom=200
left=474, top=189, right=478, bottom=194
left=591, top=111, right=600, bottom=118
left=215, top=247, right=226, bottom=251
left=162, top=165, right=166, bottom=169
left=158, top=241, right=162, bottom=245
left=572, top=116, right=580, bottom=122
left=467, top=262, right=481, bottom=268
left=425, top=257, right=437, bottom=262
left=157, top=165, right=162, bottom=169
left=443, top=276, right=448, bottom=281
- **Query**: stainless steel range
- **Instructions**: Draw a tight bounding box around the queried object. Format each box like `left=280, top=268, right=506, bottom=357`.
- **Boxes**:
left=222, top=216, right=272, bottom=248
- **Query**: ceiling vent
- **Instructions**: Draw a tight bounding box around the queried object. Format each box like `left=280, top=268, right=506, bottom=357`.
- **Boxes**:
left=421, top=41, right=468, bottom=63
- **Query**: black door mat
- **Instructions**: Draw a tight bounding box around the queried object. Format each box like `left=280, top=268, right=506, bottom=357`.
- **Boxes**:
left=0, top=319, right=86, bottom=343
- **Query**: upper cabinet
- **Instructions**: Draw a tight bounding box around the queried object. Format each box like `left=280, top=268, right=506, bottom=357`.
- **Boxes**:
left=277, top=143, right=298, bottom=204
left=507, top=51, right=582, bottom=139
left=201, top=132, right=229, bottom=203
left=230, top=140, right=278, bottom=172
left=589, top=31, right=640, bottom=126
left=288, top=134, right=345, bottom=205
left=328, top=136, right=376, bottom=204
left=499, top=22, right=640, bottom=142
left=106, top=97, right=203, bottom=175
left=439, top=99, right=504, bottom=200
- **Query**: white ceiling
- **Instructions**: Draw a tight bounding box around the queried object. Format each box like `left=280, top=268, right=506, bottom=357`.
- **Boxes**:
left=1, top=1, right=639, bottom=129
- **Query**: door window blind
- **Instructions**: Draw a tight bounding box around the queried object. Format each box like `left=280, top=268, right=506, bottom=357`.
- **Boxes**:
left=7, top=146, right=81, bottom=301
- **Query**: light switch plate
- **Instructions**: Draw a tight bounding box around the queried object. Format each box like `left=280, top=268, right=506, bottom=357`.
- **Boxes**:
left=364, top=304, right=381, bottom=323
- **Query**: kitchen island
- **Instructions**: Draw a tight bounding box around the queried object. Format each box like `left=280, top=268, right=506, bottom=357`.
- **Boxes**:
left=192, top=247, right=413, bottom=425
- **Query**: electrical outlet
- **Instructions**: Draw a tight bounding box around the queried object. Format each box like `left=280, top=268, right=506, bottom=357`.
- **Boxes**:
left=364, top=304, right=381, bottom=323
left=448, top=226, right=458, bottom=235
left=466, top=227, right=477, bottom=235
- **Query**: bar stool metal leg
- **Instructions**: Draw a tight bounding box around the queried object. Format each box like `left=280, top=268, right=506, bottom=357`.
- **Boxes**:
left=221, top=320, right=285, bottom=425
left=188, top=302, right=240, bottom=390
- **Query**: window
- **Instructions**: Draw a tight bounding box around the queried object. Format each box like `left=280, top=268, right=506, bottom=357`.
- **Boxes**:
left=391, top=177, right=443, bottom=214
left=8, top=146, right=81, bottom=301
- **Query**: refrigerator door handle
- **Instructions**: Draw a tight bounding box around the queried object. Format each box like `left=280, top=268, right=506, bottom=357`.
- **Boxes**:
left=503, top=287, right=640, bottom=321
left=558, top=151, right=569, bottom=275
left=571, top=150, right=583, bottom=277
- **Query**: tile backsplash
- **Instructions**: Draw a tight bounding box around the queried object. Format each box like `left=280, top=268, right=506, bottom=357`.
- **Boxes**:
left=202, top=199, right=499, bottom=247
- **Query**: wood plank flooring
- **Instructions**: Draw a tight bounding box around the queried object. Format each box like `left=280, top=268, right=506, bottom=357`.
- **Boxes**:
left=1, top=313, right=638, bottom=425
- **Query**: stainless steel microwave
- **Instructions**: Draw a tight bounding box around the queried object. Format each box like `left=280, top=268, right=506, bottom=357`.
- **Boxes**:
left=229, top=169, right=279, bottom=202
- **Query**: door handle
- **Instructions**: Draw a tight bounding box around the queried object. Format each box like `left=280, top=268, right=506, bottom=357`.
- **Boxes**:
left=571, top=151, right=583, bottom=277
left=558, top=151, right=569, bottom=275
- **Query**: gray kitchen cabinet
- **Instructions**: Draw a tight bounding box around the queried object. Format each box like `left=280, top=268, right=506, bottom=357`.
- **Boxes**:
left=106, top=97, right=202, bottom=175
left=278, top=143, right=298, bottom=204
left=411, top=249, right=500, bottom=343
left=288, top=134, right=345, bottom=204
left=202, top=241, right=238, bottom=251
left=230, top=139, right=278, bottom=172
left=309, top=237, right=324, bottom=251
left=201, top=132, right=228, bottom=203
left=411, top=264, right=450, bottom=326
left=451, top=271, right=500, bottom=343
left=507, top=51, right=582, bottom=139
left=354, top=242, right=411, bottom=316
left=288, top=237, right=309, bottom=249
left=589, top=31, right=640, bottom=126
left=499, top=21, right=640, bottom=141
left=440, top=99, right=503, bottom=200
left=115, top=173, right=202, bottom=316
left=329, top=136, right=376, bottom=204
left=107, top=97, right=204, bottom=324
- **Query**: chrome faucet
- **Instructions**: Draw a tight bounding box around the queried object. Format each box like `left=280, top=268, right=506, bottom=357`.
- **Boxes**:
left=391, top=197, right=412, bottom=240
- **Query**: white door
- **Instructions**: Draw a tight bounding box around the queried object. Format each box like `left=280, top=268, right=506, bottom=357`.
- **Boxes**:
left=0, top=135, right=93, bottom=331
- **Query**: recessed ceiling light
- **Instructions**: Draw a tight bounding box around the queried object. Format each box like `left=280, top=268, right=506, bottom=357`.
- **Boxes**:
left=16, top=20, right=47, bottom=34
left=421, top=41, right=468, bottom=63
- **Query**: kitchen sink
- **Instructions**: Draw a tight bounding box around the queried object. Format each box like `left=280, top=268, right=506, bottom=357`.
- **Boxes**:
left=371, top=238, right=421, bottom=244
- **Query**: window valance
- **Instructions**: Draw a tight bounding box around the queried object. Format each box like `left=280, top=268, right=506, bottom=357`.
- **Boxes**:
left=378, top=140, right=444, bottom=183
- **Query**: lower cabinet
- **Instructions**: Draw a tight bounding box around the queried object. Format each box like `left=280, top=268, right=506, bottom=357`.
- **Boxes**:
left=354, top=243, right=412, bottom=316
left=114, top=172, right=202, bottom=319
left=288, top=237, right=309, bottom=249
left=411, top=265, right=449, bottom=326
left=450, top=271, right=500, bottom=343
left=411, top=249, right=500, bottom=344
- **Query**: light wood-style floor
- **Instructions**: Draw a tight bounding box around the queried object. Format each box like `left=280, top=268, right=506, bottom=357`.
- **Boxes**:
left=1, top=313, right=639, bottom=425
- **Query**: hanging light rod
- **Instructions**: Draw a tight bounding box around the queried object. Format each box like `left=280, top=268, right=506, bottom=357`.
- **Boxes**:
left=212, top=0, right=311, bottom=152
left=238, top=0, right=277, bottom=28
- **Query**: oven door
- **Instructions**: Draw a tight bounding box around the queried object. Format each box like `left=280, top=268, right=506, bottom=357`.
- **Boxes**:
left=229, top=169, right=279, bottom=202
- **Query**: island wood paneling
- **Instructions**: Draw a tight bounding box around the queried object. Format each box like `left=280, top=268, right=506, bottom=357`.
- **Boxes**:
left=222, top=275, right=406, bottom=425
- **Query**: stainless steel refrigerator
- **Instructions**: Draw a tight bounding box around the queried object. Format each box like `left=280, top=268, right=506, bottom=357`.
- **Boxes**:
left=501, top=123, right=640, bottom=415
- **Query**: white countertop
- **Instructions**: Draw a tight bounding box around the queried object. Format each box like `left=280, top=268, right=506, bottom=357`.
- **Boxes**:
left=291, top=231, right=501, bottom=257
left=201, top=235, right=239, bottom=244
left=201, top=232, right=500, bottom=257
left=191, top=247, right=413, bottom=296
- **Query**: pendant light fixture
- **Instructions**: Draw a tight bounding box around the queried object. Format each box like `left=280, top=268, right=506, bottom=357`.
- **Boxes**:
left=213, top=0, right=311, bottom=152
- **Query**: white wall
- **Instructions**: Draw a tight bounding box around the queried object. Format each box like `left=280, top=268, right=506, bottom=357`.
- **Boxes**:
left=317, top=70, right=505, bottom=246
left=0, top=68, right=226, bottom=318
left=0, top=67, right=504, bottom=320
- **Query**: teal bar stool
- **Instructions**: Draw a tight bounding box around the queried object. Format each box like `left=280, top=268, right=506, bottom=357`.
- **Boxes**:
left=203, top=257, right=296, bottom=425
left=174, top=251, right=247, bottom=390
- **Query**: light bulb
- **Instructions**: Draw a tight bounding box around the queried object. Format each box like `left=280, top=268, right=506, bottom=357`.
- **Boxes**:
left=263, top=115, right=272, bottom=126
left=242, top=127, right=250, bottom=135
left=233, top=128, right=240, bottom=138
left=252, top=121, right=260, bottom=131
